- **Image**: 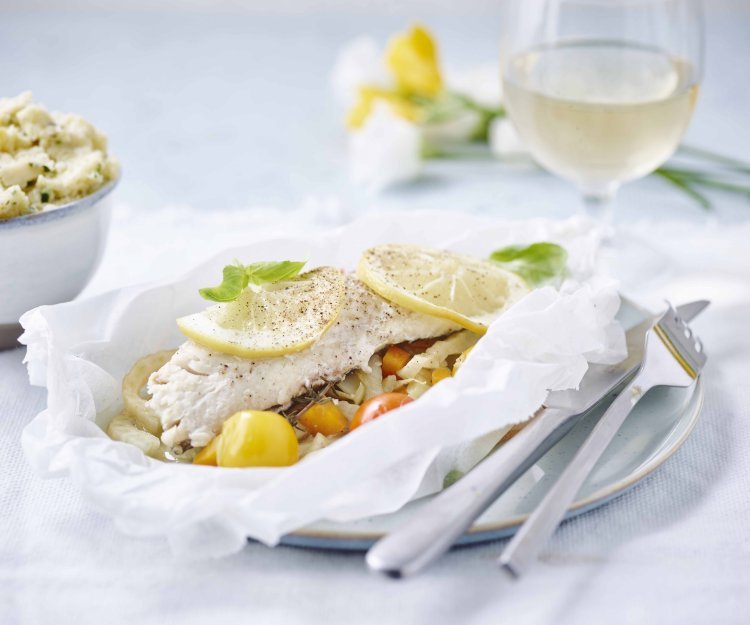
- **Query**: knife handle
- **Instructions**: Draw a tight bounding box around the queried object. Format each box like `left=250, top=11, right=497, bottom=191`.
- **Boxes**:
left=498, top=376, right=653, bottom=577
left=366, top=407, right=579, bottom=578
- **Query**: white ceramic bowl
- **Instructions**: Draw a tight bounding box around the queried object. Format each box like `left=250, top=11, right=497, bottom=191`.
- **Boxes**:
left=0, top=178, right=118, bottom=349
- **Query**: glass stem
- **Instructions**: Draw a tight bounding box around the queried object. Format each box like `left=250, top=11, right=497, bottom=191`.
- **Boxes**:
left=580, top=182, right=618, bottom=224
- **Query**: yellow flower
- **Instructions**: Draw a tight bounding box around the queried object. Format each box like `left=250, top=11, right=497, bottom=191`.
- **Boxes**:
left=344, top=25, right=443, bottom=129
left=385, top=25, right=443, bottom=97
left=347, top=86, right=420, bottom=129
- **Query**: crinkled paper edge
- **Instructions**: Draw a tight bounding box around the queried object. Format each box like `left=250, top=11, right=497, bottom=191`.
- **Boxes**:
left=19, top=211, right=625, bottom=558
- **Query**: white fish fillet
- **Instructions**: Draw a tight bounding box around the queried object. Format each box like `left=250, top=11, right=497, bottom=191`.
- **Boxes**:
left=148, top=275, right=459, bottom=448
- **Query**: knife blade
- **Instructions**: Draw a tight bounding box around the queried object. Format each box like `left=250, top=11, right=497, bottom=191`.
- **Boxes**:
left=366, top=300, right=709, bottom=578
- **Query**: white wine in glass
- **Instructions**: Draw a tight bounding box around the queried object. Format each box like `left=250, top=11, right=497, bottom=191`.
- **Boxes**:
left=501, top=0, right=703, bottom=215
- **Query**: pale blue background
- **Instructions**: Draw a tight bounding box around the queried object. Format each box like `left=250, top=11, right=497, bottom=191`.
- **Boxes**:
left=0, top=1, right=748, bottom=220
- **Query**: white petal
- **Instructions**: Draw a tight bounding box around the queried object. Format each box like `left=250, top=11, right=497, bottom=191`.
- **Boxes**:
left=349, top=103, right=422, bottom=193
left=489, top=117, right=530, bottom=158
left=330, top=37, right=392, bottom=107
left=421, top=109, right=481, bottom=146
left=445, top=64, right=503, bottom=108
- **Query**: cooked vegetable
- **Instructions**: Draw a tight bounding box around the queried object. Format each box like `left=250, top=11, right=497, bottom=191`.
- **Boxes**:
left=404, top=370, right=432, bottom=399
left=335, top=401, right=360, bottom=421
left=350, top=392, right=414, bottom=430
left=453, top=346, right=474, bottom=374
left=107, top=413, right=161, bottom=457
left=297, top=401, right=349, bottom=436
left=217, top=410, right=299, bottom=467
left=194, top=436, right=218, bottom=466
left=298, top=432, right=332, bottom=457
left=121, top=350, right=176, bottom=435
left=382, top=345, right=412, bottom=377
left=398, top=330, right=477, bottom=379
left=431, top=367, right=452, bottom=384
left=355, top=354, right=385, bottom=400
left=334, top=372, right=366, bottom=404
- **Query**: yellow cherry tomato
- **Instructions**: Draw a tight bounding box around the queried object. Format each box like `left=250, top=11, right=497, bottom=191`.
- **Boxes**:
left=298, top=401, right=349, bottom=437
left=194, top=436, right=219, bottom=466
left=382, top=345, right=412, bottom=378
left=431, top=367, right=452, bottom=385
left=217, top=410, right=298, bottom=468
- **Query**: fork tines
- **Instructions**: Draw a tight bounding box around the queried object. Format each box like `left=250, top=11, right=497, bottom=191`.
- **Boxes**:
left=654, top=303, right=707, bottom=379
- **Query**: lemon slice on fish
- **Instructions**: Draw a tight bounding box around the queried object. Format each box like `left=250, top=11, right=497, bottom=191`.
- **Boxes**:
left=357, top=244, right=530, bottom=334
left=177, top=266, right=346, bottom=358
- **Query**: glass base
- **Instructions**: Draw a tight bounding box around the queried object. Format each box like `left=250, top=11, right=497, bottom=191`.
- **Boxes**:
left=580, top=182, right=618, bottom=223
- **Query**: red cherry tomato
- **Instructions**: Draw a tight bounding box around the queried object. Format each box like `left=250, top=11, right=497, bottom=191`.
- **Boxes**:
left=350, top=392, right=414, bottom=430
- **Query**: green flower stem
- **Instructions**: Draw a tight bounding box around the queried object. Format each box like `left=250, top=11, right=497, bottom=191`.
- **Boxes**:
left=677, top=144, right=750, bottom=175
left=450, top=93, right=505, bottom=142
left=421, top=142, right=493, bottom=160
left=692, top=179, right=750, bottom=196
left=451, top=92, right=505, bottom=119
left=653, top=169, right=712, bottom=210
left=660, top=169, right=750, bottom=196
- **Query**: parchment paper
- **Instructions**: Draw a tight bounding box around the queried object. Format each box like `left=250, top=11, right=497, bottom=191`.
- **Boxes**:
left=20, top=212, right=625, bottom=558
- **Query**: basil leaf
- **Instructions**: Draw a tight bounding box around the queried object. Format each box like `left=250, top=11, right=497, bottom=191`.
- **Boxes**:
left=489, top=242, right=567, bottom=286
left=443, top=468, right=464, bottom=488
left=199, top=260, right=307, bottom=302
left=199, top=264, right=249, bottom=302
left=245, top=260, right=306, bottom=285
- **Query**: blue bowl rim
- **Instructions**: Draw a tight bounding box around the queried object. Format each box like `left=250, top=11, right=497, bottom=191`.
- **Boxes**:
left=0, top=175, right=120, bottom=231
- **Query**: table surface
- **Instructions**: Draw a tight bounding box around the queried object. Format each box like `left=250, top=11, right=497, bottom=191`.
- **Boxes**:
left=2, top=6, right=750, bottom=625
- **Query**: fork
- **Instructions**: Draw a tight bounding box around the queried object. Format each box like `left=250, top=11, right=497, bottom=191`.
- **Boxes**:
left=498, top=303, right=707, bottom=577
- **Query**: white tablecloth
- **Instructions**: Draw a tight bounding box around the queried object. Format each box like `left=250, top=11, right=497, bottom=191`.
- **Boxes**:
left=3, top=5, right=750, bottom=624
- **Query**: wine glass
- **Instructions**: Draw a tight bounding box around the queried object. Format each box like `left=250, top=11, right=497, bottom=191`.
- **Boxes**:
left=501, top=0, right=704, bottom=219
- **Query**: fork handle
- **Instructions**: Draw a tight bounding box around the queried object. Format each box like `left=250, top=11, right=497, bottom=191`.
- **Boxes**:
left=366, top=407, right=579, bottom=578
left=498, top=375, right=654, bottom=577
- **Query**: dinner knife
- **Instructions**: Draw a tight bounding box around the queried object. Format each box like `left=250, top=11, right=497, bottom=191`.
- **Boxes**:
left=366, top=300, right=709, bottom=578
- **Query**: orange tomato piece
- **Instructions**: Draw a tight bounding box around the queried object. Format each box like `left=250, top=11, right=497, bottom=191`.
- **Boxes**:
left=194, top=436, right=219, bottom=466
left=382, top=345, right=412, bottom=377
left=350, top=392, right=414, bottom=430
left=298, top=401, right=349, bottom=436
left=431, top=367, right=452, bottom=385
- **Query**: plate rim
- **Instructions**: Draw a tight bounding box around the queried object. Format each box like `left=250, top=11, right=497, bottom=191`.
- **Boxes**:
left=285, top=377, right=704, bottom=544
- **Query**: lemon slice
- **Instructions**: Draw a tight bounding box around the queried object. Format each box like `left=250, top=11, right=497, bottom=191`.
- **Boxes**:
left=357, top=244, right=530, bottom=334
left=177, top=266, right=346, bottom=358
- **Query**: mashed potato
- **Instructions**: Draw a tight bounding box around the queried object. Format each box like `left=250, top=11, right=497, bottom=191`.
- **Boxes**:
left=0, top=92, right=119, bottom=220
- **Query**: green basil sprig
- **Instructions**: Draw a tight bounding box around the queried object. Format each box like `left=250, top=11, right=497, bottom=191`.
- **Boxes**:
left=199, top=260, right=306, bottom=302
left=489, top=242, right=567, bottom=286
